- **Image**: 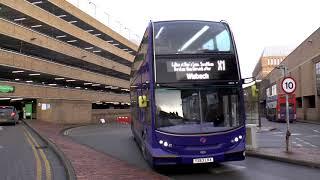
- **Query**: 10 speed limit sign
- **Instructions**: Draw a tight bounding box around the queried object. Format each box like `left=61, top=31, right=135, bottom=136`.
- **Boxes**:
left=281, top=77, right=296, bottom=94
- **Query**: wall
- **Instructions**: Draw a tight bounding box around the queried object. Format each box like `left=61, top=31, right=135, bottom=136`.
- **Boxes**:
left=37, top=99, right=92, bottom=124
left=91, top=109, right=130, bottom=123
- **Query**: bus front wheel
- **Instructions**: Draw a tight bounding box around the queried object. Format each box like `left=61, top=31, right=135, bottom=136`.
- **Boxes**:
left=141, top=136, right=148, bottom=161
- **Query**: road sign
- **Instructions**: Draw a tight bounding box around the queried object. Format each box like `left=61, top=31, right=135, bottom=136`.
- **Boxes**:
left=281, top=77, right=296, bottom=94
left=0, top=85, right=15, bottom=93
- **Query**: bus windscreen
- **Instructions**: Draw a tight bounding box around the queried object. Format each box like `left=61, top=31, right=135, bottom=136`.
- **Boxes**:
left=154, top=21, right=239, bottom=83
left=154, top=21, right=233, bottom=54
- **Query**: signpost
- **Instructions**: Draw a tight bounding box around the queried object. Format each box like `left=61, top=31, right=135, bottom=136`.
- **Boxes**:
left=281, top=77, right=296, bottom=152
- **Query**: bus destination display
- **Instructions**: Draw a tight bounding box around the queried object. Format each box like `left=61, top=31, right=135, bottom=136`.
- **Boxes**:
left=156, top=57, right=239, bottom=83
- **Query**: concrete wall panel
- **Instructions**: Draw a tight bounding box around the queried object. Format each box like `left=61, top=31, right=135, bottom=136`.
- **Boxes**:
left=0, top=50, right=129, bottom=88
left=0, top=19, right=130, bottom=75
left=0, top=81, right=129, bottom=102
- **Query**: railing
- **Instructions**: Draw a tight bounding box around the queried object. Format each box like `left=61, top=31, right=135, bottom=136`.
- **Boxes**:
left=66, top=0, right=141, bottom=45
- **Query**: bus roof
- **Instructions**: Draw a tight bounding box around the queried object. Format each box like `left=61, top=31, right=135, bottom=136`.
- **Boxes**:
left=152, top=20, right=229, bottom=25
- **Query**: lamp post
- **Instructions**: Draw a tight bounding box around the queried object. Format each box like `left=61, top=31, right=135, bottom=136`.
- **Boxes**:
left=89, top=1, right=97, bottom=17
left=256, top=79, right=262, bottom=128
left=104, top=12, right=110, bottom=25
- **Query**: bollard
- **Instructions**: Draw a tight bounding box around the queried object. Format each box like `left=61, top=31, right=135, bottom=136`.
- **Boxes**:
left=246, top=124, right=257, bottom=150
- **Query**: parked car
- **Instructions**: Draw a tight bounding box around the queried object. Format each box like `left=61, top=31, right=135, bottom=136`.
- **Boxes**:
left=0, top=106, right=19, bottom=125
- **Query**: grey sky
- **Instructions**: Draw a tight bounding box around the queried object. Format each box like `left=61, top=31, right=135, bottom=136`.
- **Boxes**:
left=72, top=0, right=319, bottom=78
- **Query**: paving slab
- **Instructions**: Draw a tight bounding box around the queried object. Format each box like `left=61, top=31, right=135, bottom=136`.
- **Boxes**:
left=247, top=147, right=320, bottom=168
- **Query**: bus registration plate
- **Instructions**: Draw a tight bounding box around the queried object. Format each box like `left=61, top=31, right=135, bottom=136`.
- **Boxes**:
left=193, top=157, right=214, bottom=164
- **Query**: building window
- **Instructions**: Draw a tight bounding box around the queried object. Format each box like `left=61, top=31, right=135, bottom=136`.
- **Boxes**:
left=304, top=95, right=316, bottom=108
left=296, top=97, right=302, bottom=108
left=271, top=84, right=277, bottom=96
left=316, top=62, right=320, bottom=95
left=266, top=88, right=270, bottom=97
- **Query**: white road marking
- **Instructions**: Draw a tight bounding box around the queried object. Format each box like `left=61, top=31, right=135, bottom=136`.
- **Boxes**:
left=313, top=130, right=320, bottom=133
left=0, top=145, right=3, bottom=149
left=291, top=133, right=301, bottom=136
left=272, top=132, right=283, bottom=134
left=295, top=137, right=318, bottom=148
left=0, top=126, right=3, bottom=131
left=292, top=141, right=297, bottom=144
left=274, top=134, right=284, bottom=137
left=296, top=144, right=303, bottom=147
left=305, top=135, right=320, bottom=138
left=209, top=164, right=246, bottom=174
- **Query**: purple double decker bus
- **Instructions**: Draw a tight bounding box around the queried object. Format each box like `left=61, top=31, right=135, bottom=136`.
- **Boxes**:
left=130, top=20, right=246, bottom=167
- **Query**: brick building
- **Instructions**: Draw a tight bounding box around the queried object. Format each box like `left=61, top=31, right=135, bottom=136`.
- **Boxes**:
left=260, top=27, right=320, bottom=122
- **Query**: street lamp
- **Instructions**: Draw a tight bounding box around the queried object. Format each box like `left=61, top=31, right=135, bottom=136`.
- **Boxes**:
left=88, top=1, right=97, bottom=17
left=255, top=79, right=262, bottom=128
left=104, top=12, right=110, bottom=25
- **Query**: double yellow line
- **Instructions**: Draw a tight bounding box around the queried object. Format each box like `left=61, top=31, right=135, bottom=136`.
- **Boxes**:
left=23, top=126, right=52, bottom=180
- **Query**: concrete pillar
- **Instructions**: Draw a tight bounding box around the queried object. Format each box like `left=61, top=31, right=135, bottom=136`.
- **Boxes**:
left=36, top=99, right=92, bottom=124
left=246, top=124, right=257, bottom=150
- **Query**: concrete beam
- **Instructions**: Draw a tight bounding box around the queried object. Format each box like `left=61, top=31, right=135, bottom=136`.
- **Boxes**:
left=0, top=81, right=129, bottom=103
left=0, top=49, right=129, bottom=88
left=0, top=19, right=130, bottom=75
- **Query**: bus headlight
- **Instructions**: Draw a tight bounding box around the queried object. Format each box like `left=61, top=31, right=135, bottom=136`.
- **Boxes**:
left=234, top=137, right=239, bottom=142
left=158, top=140, right=172, bottom=148
left=231, top=135, right=243, bottom=143
left=163, top=141, right=168, bottom=147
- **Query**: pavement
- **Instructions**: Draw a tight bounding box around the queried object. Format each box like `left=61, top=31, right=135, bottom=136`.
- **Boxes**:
left=247, top=147, right=320, bottom=168
left=247, top=118, right=320, bottom=168
left=25, top=120, right=168, bottom=180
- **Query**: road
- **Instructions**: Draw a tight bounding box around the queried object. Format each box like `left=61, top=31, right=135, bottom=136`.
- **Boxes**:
left=257, top=118, right=320, bottom=148
left=0, top=122, right=66, bottom=180
left=67, top=123, right=320, bottom=180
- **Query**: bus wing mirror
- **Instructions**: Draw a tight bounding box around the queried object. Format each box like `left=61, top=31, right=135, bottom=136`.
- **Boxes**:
left=138, top=95, right=147, bottom=108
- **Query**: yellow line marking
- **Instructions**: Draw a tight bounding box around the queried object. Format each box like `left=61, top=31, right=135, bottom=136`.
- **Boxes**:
left=24, top=132, right=42, bottom=180
left=24, top=127, right=52, bottom=180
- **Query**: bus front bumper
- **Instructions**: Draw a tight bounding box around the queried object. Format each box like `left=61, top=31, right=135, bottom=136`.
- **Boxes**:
left=150, top=147, right=245, bottom=166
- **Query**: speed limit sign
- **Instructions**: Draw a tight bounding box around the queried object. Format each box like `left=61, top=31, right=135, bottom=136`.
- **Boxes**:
left=281, top=77, right=296, bottom=94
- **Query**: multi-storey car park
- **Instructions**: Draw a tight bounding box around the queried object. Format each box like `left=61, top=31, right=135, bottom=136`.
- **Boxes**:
left=0, top=0, right=138, bottom=124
